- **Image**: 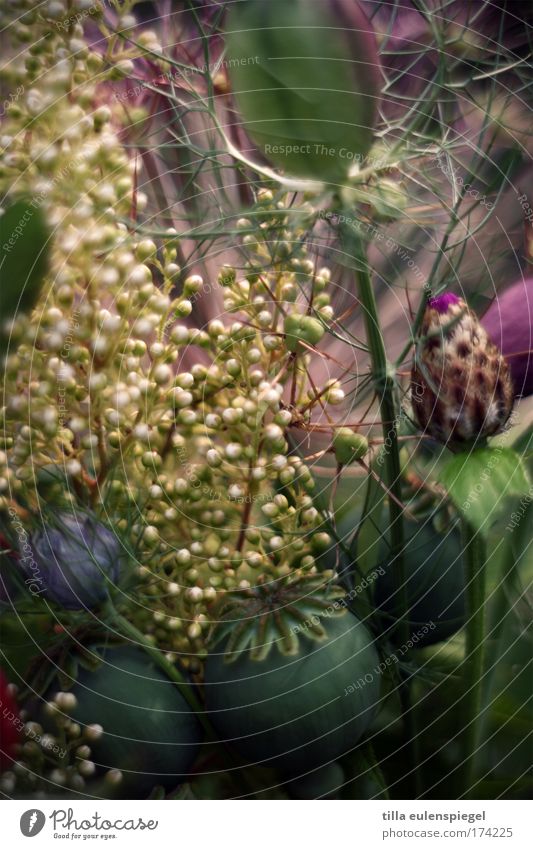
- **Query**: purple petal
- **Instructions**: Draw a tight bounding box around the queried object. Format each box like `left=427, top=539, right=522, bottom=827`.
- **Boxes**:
left=481, top=278, right=533, bottom=397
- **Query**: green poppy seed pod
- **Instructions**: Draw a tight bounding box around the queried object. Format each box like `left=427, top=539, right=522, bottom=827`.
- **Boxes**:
left=333, top=428, right=369, bottom=464
left=284, top=314, right=325, bottom=352
left=205, top=582, right=379, bottom=775
left=226, top=0, right=381, bottom=182
left=411, top=293, right=514, bottom=445
left=57, top=647, right=202, bottom=798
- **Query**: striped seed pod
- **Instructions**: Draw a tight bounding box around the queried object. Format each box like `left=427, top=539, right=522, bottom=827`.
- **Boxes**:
left=411, top=292, right=514, bottom=444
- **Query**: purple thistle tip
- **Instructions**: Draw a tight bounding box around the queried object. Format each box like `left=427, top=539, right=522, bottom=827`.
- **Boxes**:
left=428, top=292, right=461, bottom=313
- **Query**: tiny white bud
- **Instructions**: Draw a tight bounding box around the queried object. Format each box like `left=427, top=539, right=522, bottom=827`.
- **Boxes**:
left=170, top=325, right=189, bottom=345
left=54, top=692, right=78, bottom=711
left=225, top=442, right=243, bottom=460
left=78, top=760, right=96, bottom=778
left=205, top=413, right=221, bottom=429
left=173, top=389, right=193, bottom=408
left=206, top=449, right=222, bottom=467
left=153, top=364, right=172, bottom=385
left=328, top=388, right=345, bottom=405
left=85, top=724, right=104, bottom=742
left=264, top=423, right=283, bottom=441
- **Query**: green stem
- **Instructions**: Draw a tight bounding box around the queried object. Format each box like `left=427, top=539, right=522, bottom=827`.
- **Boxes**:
left=461, top=520, right=487, bottom=798
left=349, top=230, right=407, bottom=642
left=394, top=188, right=466, bottom=369
left=107, top=602, right=209, bottom=731
left=360, top=742, right=390, bottom=800
left=347, top=226, right=421, bottom=795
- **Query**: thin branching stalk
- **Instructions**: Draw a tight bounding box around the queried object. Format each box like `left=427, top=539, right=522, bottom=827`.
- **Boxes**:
left=460, top=520, right=488, bottom=798
left=348, top=226, right=422, bottom=796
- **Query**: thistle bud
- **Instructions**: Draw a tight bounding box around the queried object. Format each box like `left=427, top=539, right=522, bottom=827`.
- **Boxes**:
left=226, top=0, right=380, bottom=182
left=411, top=293, right=514, bottom=444
left=27, top=512, right=122, bottom=610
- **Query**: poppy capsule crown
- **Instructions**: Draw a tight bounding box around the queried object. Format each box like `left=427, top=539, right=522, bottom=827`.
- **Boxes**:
left=411, top=293, right=514, bottom=444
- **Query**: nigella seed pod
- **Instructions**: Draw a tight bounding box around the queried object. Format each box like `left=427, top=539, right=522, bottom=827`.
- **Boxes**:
left=411, top=293, right=514, bottom=444
left=27, top=512, right=122, bottom=610
left=226, top=0, right=380, bottom=182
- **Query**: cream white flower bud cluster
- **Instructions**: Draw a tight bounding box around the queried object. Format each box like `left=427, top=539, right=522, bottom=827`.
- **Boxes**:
left=0, top=2, right=170, bottom=500
left=130, top=231, right=341, bottom=664
left=0, top=686, right=120, bottom=797
left=0, top=4, right=344, bottom=661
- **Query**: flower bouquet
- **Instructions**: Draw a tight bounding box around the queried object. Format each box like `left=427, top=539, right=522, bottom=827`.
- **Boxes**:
left=0, top=0, right=531, bottom=803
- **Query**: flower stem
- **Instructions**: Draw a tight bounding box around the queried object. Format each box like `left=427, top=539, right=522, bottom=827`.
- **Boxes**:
left=460, top=519, right=487, bottom=798
left=106, top=602, right=208, bottom=729
left=349, top=229, right=408, bottom=642
left=347, top=226, right=421, bottom=795
left=360, top=742, right=390, bottom=799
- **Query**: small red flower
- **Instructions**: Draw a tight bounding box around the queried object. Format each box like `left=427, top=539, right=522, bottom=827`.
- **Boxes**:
left=0, top=671, right=20, bottom=769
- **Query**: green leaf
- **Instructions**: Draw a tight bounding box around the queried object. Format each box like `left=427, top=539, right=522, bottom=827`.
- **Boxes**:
left=146, top=786, right=167, bottom=800
left=511, top=423, right=533, bottom=466
left=439, top=447, right=531, bottom=536
left=0, top=197, right=50, bottom=355
left=167, top=782, right=198, bottom=800
left=0, top=608, right=57, bottom=680
left=342, top=744, right=390, bottom=800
